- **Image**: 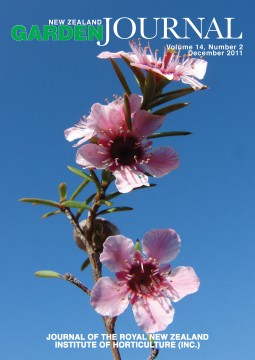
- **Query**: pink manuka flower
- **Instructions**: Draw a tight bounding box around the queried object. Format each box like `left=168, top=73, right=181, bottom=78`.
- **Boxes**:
left=90, top=229, right=200, bottom=333
left=64, top=115, right=96, bottom=147
left=98, top=41, right=207, bottom=90
left=76, top=94, right=179, bottom=193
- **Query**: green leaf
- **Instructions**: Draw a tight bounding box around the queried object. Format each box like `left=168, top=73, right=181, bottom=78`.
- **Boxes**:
left=105, top=191, right=122, bottom=201
left=105, top=184, right=157, bottom=201
left=98, top=199, right=113, bottom=206
left=154, top=76, right=172, bottom=96
left=153, top=86, right=207, bottom=106
left=97, top=206, right=133, bottom=216
left=141, top=70, right=156, bottom=110
left=70, top=180, right=90, bottom=201
left=153, top=102, right=189, bottom=116
left=81, top=258, right=90, bottom=271
left=19, top=198, right=61, bottom=208
left=67, top=166, right=94, bottom=182
left=85, top=192, right=97, bottom=204
left=42, top=210, right=62, bottom=219
left=75, top=193, right=96, bottom=220
left=89, top=169, right=101, bottom=192
left=153, top=87, right=194, bottom=104
left=34, top=270, right=62, bottom=278
left=101, top=169, right=112, bottom=186
left=120, top=55, right=145, bottom=90
left=61, top=200, right=91, bottom=210
left=148, top=131, right=192, bottom=139
left=110, top=58, right=131, bottom=95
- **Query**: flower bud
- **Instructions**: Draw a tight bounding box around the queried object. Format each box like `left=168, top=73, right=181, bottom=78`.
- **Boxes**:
left=58, top=182, right=67, bottom=201
left=73, top=218, right=120, bottom=252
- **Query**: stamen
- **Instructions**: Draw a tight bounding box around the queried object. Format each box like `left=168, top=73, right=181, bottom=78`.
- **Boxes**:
left=126, top=274, right=134, bottom=280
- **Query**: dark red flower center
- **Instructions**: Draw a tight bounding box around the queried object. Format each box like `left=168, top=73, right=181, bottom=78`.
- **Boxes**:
left=128, top=262, right=162, bottom=295
left=109, top=136, right=143, bottom=166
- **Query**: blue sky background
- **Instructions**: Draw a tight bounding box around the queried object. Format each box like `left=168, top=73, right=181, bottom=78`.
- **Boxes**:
left=1, top=0, right=254, bottom=359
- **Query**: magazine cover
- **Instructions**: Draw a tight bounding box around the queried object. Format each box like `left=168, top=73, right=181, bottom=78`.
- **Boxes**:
left=2, top=1, right=253, bottom=359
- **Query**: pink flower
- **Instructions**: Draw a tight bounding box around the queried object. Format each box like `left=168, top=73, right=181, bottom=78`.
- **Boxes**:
left=90, top=229, right=200, bottom=333
left=98, top=41, right=207, bottom=90
left=64, top=115, right=96, bottom=147
left=76, top=94, right=179, bottom=193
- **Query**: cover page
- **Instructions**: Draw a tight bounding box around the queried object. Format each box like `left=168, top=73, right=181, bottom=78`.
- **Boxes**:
left=1, top=1, right=253, bottom=360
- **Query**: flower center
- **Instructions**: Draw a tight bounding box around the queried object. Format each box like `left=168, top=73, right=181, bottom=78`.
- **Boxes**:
left=109, top=136, right=143, bottom=166
left=128, top=261, right=162, bottom=295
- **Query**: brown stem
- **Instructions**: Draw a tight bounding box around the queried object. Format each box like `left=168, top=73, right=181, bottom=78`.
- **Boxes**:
left=103, top=316, right=121, bottom=360
left=147, top=348, right=159, bottom=360
left=62, top=273, right=91, bottom=295
left=63, top=173, right=121, bottom=360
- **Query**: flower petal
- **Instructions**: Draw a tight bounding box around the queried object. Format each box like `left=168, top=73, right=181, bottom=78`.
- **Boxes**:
left=133, top=110, right=165, bottom=138
left=190, top=58, right=207, bottom=80
left=143, top=147, right=179, bottom=177
left=142, top=229, right=181, bottom=264
left=129, top=94, right=142, bottom=114
left=97, top=50, right=128, bottom=59
left=132, top=296, right=175, bottom=333
left=64, top=116, right=96, bottom=146
left=76, top=143, right=110, bottom=169
left=88, top=103, right=126, bottom=139
left=100, top=235, right=135, bottom=272
left=166, top=266, right=200, bottom=302
left=114, top=167, right=149, bottom=193
left=180, top=75, right=205, bottom=91
left=90, top=277, right=129, bottom=317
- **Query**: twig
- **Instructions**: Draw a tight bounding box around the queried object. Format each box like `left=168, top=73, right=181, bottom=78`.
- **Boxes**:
left=63, top=173, right=121, bottom=360
left=147, top=348, right=159, bottom=360
left=63, top=272, right=91, bottom=295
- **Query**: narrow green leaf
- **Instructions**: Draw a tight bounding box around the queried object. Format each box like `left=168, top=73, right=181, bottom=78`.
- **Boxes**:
left=75, top=193, right=96, bottom=220
left=105, top=184, right=157, bottom=201
left=42, top=210, right=62, bottom=219
left=141, top=70, right=156, bottom=110
left=85, top=192, right=97, bottom=204
left=133, top=184, right=157, bottom=190
left=70, top=180, right=90, bottom=201
left=98, top=199, right=113, bottom=206
left=34, top=270, right=62, bottom=278
left=19, top=198, right=61, bottom=208
left=120, top=55, right=145, bottom=89
left=154, top=87, right=195, bottom=102
left=153, top=102, right=189, bottom=116
left=124, top=94, right=132, bottom=131
left=97, top=206, right=133, bottom=216
left=154, top=76, right=172, bottom=96
left=81, top=258, right=90, bottom=271
left=148, top=131, right=192, bottom=139
left=101, top=169, right=112, bottom=186
left=110, top=58, right=131, bottom=95
left=62, top=200, right=91, bottom=210
left=105, top=191, right=122, bottom=201
left=67, top=166, right=93, bottom=182
left=154, top=85, right=207, bottom=104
